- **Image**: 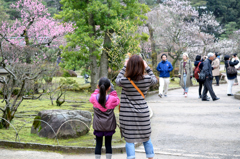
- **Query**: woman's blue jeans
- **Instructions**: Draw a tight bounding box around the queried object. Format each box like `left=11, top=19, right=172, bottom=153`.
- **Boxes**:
left=183, top=73, right=189, bottom=93
left=126, top=138, right=154, bottom=159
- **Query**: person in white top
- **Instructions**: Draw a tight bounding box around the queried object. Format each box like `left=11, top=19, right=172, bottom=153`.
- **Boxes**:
left=232, top=53, right=240, bottom=85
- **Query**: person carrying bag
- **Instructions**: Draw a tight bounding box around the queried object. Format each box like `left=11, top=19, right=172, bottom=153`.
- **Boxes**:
left=116, top=55, right=158, bottom=159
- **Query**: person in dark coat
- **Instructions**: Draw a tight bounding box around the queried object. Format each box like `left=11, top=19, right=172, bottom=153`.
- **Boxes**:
left=202, top=53, right=220, bottom=101
left=224, top=55, right=239, bottom=96
left=194, top=55, right=204, bottom=98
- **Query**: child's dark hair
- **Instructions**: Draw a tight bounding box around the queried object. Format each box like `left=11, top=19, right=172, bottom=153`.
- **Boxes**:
left=98, top=77, right=110, bottom=108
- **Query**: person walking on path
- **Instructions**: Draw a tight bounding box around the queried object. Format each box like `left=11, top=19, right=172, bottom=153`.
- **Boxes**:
left=202, top=53, right=220, bottom=101
left=115, top=55, right=158, bottom=159
left=90, top=77, right=120, bottom=159
left=194, top=55, right=204, bottom=98
left=179, top=53, right=193, bottom=98
left=156, top=54, right=173, bottom=98
left=212, top=52, right=220, bottom=86
left=225, top=55, right=239, bottom=96
left=231, top=53, right=240, bottom=85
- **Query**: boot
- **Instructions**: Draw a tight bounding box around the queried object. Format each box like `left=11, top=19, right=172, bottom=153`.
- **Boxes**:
left=95, top=154, right=101, bottom=159
left=106, top=154, right=112, bottom=159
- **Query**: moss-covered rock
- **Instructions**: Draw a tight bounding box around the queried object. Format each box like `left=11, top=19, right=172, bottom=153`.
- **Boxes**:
left=31, top=110, right=92, bottom=139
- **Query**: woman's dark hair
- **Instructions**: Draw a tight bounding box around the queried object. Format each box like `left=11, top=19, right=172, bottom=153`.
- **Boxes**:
left=98, top=77, right=110, bottom=108
left=233, top=53, right=237, bottom=57
left=125, top=55, right=144, bottom=81
left=224, top=55, right=230, bottom=61
left=215, top=52, right=219, bottom=57
left=195, top=55, right=201, bottom=61
left=161, top=54, right=167, bottom=59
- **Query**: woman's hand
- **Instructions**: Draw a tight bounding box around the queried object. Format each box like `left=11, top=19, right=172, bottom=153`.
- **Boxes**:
left=124, top=60, right=128, bottom=66
left=143, top=60, right=148, bottom=68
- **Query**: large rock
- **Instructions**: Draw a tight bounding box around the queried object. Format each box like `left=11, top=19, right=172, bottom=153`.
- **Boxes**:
left=68, top=70, right=77, bottom=77
left=31, top=110, right=92, bottom=139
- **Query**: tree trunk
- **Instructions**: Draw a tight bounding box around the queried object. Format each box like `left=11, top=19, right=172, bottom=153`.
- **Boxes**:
left=0, top=107, right=13, bottom=129
left=147, top=23, right=157, bottom=73
left=24, top=30, right=31, bottom=64
left=99, top=30, right=112, bottom=78
left=169, top=51, right=182, bottom=81
left=88, top=13, right=98, bottom=91
left=90, top=55, right=98, bottom=91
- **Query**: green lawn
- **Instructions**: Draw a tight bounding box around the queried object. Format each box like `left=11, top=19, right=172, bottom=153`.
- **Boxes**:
left=0, top=83, right=123, bottom=147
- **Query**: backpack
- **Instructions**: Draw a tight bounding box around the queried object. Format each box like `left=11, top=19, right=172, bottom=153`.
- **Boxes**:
left=198, top=70, right=206, bottom=81
left=194, top=62, right=201, bottom=80
left=227, top=61, right=237, bottom=75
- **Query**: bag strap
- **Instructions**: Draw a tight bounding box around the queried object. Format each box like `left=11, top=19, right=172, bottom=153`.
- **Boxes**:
left=197, top=61, right=201, bottom=68
left=127, top=78, right=145, bottom=99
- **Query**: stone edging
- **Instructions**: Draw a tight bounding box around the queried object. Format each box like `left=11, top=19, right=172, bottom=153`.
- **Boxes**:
left=0, top=140, right=130, bottom=154
left=234, top=93, right=240, bottom=100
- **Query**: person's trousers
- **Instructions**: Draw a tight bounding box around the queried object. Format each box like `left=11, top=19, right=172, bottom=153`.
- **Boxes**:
left=126, top=138, right=154, bottom=159
left=183, top=74, right=189, bottom=93
left=198, top=81, right=204, bottom=96
left=234, top=77, right=238, bottom=84
left=214, top=76, right=219, bottom=85
left=159, top=77, right=170, bottom=95
left=95, top=136, right=112, bottom=155
left=202, top=78, right=217, bottom=100
left=227, top=79, right=235, bottom=94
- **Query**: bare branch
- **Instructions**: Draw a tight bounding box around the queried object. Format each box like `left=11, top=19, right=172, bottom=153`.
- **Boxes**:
left=24, top=69, right=46, bottom=80
left=22, top=93, right=45, bottom=100
left=0, top=33, right=20, bottom=49
left=0, top=107, right=4, bottom=113
left=0, top=64, right=17, bottom=80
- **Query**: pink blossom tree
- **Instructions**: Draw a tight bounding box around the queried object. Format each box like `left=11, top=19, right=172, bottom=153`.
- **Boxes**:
left=0, top=0, right=73, bottom=129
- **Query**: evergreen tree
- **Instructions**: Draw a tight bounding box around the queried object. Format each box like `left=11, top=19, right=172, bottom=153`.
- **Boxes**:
left=55, top=0, right=149, bottom=90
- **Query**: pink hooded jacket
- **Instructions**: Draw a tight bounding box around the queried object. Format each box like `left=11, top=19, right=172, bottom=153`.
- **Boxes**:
left=89, top=89, right=120, bottom=112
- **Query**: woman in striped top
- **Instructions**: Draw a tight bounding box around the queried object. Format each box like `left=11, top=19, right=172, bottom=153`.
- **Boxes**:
left=116, top=55, right=158, bottom=159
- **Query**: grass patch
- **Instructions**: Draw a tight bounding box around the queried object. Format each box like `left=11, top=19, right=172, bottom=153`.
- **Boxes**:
left=0, top=86, right=123, bottom=147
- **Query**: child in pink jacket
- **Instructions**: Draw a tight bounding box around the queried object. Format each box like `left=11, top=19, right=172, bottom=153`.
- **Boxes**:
left=89, top=77, right=120, bottom=159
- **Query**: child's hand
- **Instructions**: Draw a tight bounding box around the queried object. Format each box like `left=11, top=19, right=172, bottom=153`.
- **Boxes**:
left=110, top=83, right=115, bottom=92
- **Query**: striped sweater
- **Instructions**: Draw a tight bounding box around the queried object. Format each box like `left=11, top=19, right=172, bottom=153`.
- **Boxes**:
left=115, top=66, right=158, bottom=143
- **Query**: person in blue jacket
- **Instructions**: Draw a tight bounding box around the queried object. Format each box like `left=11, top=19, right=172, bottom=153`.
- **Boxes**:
left=156, top=54, right=173, bottom=98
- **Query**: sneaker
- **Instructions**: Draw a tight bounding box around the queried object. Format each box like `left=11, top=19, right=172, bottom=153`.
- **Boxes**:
left=158, top=94, right=162, bottom=98
left=185, top=93, right=188, bottom=98
left=198, top=95, right=202, bottom=99
left=164, top=95, right=167, bottom=97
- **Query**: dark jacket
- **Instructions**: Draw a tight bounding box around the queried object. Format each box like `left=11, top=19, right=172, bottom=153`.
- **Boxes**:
left=194, top=60, right=204, bottom=70
left=225, top=60, right=239, bottom=80
left=202, top=59, right=213, bottom=80
left=156, top=60, right=173, bottom=77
